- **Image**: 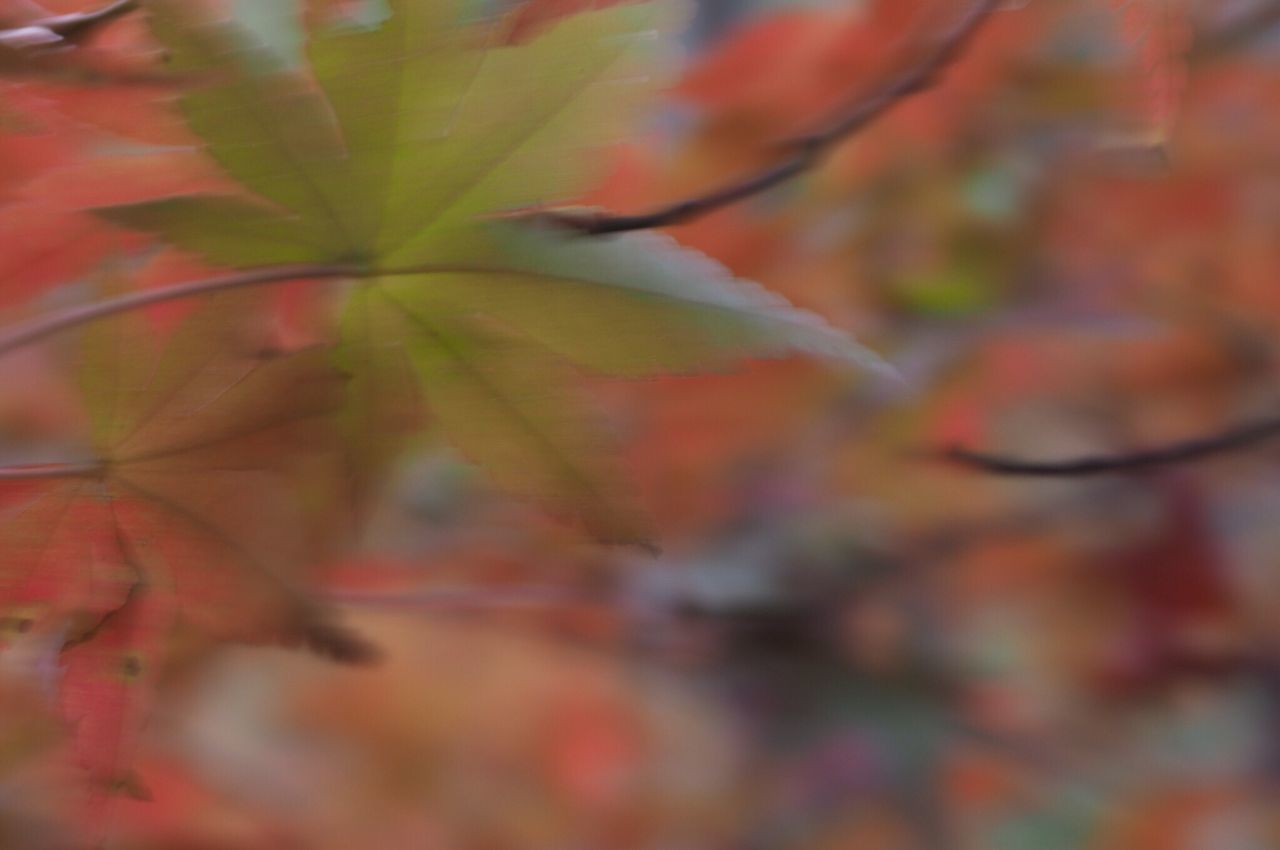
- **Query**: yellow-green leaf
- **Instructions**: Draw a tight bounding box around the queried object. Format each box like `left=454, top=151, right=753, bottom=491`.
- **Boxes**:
left=374, top=286, right=650, bottom=544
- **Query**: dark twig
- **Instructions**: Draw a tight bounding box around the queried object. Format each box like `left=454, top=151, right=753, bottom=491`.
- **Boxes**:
left=938, top=414, right=1280, bottom=477
left=0, top=262, right=366, bottom=359
left=1190, top=0, right=1280, bottom=62
left=533, top=0, right=1003, bottom=235
left=0, top=461, right=102, bottom=480
left=293, top=618, right=383, bottom=665
left=33, top=0, right=138, bottom=42
left=60, top=580, right=142, bottom=653
left=0, top=259, right=601, bottom=358
left=324, top=585, right=601, bottom=612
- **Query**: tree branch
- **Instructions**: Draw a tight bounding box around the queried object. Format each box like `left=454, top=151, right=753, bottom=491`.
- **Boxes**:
left=32, top=0, right=138, bottom=42
left=531, top=0, right=1003, bottom=235
left=938, top=414, right=1280, bottom=477
left=1189, top=0, right=1280, bottom=62
left=0, top=262, right=363, bottom=358
left=0, top=0, right=1003, bottom=349
left=0, top=259, right=590, bottom=357
left=0, top=461, right=103, bottom=480
left=324, top=585, right=600, bottom=612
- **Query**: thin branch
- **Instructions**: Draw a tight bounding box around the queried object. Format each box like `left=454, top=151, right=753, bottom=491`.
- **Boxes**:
left=325, top=585, right=601, bottom=612
left=33, top=0, right=138, bottom=42
left=0, top=256, right=710, bottom=358
left=0, top=461, right=103, bottom=480
left=532, top=0, right=1003, bottom=235
left=292, top=618, right=383, bottom=664
left=938, top=414, right=1280, bottom=477
left=0, top=262, right=363, bottom=358
left=1189, top=0, right=1280, bottom=62
left=0, top=0, right=1002, bottom=347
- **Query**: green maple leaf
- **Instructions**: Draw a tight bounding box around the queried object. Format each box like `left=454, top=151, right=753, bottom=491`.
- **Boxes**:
left=96, top=0, right=887, bottom=543
left=102, top=0, right=660, bottom=265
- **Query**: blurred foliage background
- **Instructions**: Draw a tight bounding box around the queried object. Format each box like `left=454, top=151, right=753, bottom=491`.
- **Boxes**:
left=4, top=0, right=1280, bottom=847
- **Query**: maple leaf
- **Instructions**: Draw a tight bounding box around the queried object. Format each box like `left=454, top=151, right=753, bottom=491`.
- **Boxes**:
left=0, top=295, right=368, bottom=802
left=0, top=302, right=352, bottom=641
left=92, top=0, right=885, bottom=543
left=97, top=0, right=668, bottom=264
left=71, top=296, right=353, bottom=640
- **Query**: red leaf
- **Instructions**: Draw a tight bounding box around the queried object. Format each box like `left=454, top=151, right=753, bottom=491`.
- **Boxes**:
left=0, top=150, right=227, bottom=308
left=0, top=299, right=358, bottom=825
left=60, top=584, right=175, bottom=826
left=676, top=1, right=939, bottom=130
left=0, top=487, right=128, bottom=638
left=0, top=203, right=127, bottom=308
left=0, top=113, right=77, bottom=201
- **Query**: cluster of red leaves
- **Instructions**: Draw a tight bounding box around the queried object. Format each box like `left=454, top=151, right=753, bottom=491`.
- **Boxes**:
left=0, top=0, right=220, bottom=313
left=566, top=0, right=1280, bottom=846
left=1, top=0, right=1277, bottom=846
left=0, top=297, right=364, bottom=826
left=0, top=2, right=377, bottom=831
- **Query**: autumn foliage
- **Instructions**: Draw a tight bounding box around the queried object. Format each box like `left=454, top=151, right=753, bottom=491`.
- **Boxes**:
left=1, top=0, right=1279, bottom=847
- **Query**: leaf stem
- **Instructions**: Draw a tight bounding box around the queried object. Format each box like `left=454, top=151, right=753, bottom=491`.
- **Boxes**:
left=530, top=0, right=1003, bottom=235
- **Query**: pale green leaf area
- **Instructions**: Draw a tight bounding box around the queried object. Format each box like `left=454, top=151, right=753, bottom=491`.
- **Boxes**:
left=124, top=0, right=666, bottom=263
left=335, top=286, right=427, bottom=520
left=231, top=0, right=306, bottom=72
left=384, top=223, right=889, bottom=377
left=97, top=195, right=326, bottom=266
left=360, top=222, right=889, bottom=542
left=94, top=0, right=888, bottom=543
left=343, top=282, right=649, bottom=544
left=383, top=287, right=649, bottom=543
